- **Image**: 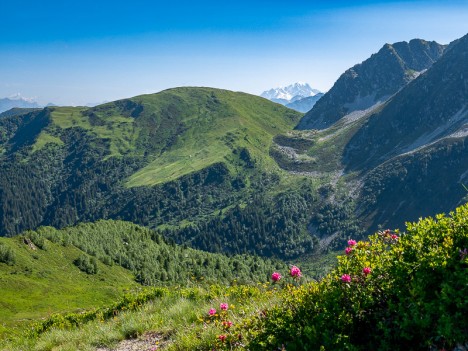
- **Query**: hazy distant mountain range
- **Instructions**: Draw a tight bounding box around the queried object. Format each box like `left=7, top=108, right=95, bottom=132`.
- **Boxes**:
left=0, top=94, right=41, bottom=113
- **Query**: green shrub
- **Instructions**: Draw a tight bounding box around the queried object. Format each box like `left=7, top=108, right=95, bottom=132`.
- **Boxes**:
left=228, top=204, right=468, bottom=351
left=73, top=254, right=98, bottom=274
left=0, top=243, right=15, bottom=265
left=26, top=231, right=48, bottom=250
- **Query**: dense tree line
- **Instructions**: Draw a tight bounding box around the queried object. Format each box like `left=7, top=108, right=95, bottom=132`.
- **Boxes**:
left=164, top=190, right=319, bottom=258
left=309, top=194, right=365, bottom=250
left=30, top=220, right=287, bottom=285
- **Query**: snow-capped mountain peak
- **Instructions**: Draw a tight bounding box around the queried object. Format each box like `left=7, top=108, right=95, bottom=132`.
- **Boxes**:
left=260, top=83, right=321, bottom=102
left=8, top=93, right=37, bottom=103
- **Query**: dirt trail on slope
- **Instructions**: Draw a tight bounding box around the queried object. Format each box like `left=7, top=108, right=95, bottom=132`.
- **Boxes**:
left=96, top=332, right=170, bottom=351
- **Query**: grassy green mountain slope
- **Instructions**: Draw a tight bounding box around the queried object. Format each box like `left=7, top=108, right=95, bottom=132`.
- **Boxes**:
left=34, top=88, right=301, bottom=186
left=0, top=88, right=320, bottom=259
left=123, top=88, right=301, bottom=186
left=0, top=234, right=137, bottom=336
left=0, top=219, right=288, bottom=338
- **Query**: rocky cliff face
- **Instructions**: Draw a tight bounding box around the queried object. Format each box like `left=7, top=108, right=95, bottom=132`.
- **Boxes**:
left=297, top=39, right=446, bottom=130
left=344, top=34, right=468, bottom=171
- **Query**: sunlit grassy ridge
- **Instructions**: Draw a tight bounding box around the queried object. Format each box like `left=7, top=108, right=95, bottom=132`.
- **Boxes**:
left=31, top=88, right=302, bottom=186
left=1, top=284, right=281, bottom=351
left=126, top=88, right=302, bottom=186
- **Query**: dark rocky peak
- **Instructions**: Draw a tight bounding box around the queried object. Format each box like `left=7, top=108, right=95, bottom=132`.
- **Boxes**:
left=297, top=39, right=446, bottom=130
left=343, top=33, right=467, bottom=171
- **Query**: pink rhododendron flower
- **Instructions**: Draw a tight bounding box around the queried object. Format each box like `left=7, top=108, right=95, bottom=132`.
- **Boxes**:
left=347, top=239, right=357, bottom=246
left=222, top=320, right=233, bottom=328
left=218, top=334, right=226, bottom=342
left=363, top=267, right=372, bottom=275
left=391, top=234, right=399, bottom=240
left=345, top=247, right=353, bottom=255
left=271, top=272, right=282, bottom=282
left=220, top=303, right=228, bottom=311
left=209, top=308, right=216, bottom=316
left=290, top=265, right=302, bottom=278
left=341, top=274, right=351, bottom=283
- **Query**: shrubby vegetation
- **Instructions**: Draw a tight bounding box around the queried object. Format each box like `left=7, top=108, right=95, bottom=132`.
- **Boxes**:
left=223, top=204, right=468, bottom=350
left=73, top=254, right=99, bottom=274
left=0, top=243, right=15, bottom=265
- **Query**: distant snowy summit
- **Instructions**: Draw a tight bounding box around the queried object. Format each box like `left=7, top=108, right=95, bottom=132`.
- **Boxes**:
left=0, top=93, right=40, bottom=114
left=260, top=82, right=323, bottom=112
left=261, top=82, right=321, bottom=104
left=0, top=93, right=57, bottom=114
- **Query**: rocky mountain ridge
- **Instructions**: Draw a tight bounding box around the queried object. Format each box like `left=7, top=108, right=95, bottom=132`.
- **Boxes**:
left=297, top=39, right=447, bottom=130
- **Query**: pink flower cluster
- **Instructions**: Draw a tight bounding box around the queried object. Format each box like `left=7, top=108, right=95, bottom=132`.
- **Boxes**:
left=290, top=266, right=302, bottom=278
left=222, top=320, right=233, bottom=328
left=271, top=272, right=282, bottom=282
left=208, top=303, right=229, bottom=316
left=341, top=267, right=372, bottom=284
left=271, top=265, right=302, bottom=282
left=381, top=229, right=399, bottom=241
left=345, top=239, right=358, bottom=255
left=348, top=239, right=357, bottom=247
left=341, top=274, right=351, bottom=283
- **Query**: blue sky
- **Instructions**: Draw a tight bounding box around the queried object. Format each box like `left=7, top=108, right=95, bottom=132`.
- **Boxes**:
left=1, top=0, right=467, bottom=105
